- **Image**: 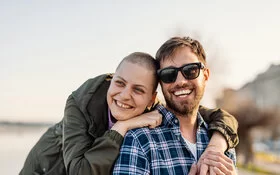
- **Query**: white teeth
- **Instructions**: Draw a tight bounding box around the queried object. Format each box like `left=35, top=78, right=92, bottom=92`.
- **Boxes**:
left=116, top=101, right=131, bottom=109
left=174, top=89, right=192, bottom=96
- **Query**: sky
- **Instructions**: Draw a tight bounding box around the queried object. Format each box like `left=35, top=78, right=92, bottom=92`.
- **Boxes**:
left=1, top=0, right=279, bottom=122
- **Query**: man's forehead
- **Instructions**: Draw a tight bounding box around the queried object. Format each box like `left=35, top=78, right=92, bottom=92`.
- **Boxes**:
left=160, top=47, right=199, bottom=67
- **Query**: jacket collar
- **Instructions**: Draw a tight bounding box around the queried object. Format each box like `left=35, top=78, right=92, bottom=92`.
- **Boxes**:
left=71, top=73, right=113, bottom=137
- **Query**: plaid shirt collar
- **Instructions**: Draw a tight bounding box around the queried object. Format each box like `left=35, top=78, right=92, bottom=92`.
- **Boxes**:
left=156, top=104, right=208, bottom=129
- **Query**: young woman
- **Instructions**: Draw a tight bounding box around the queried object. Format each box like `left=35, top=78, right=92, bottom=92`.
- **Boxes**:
left=20, top=52, right=238, bottom=175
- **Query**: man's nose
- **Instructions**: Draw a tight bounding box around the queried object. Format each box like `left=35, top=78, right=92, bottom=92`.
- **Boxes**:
left=175, top=71, right=189, bottom=85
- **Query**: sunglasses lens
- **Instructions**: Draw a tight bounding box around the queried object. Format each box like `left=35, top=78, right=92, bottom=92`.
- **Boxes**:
left=182, top=64, right=200, bottom=80
left=159, top=68, right=178, bottom=83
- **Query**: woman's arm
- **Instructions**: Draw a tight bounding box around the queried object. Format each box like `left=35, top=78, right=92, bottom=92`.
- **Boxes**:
left=198, top=105, right=239, bottom=149
left=63, top=96, right=123, bottom=175
left=111, top=110, right=162, bottom=136
left=198, top=106, right=238, bottom=174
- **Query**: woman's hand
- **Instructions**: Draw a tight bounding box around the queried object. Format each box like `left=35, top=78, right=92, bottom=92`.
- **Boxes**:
left=111, top=110, right=162, bottom=136
left=202, top=150, right=237, bottom=175
left=197, top=144, right=218, bottom=175
left=197, top=132, right=228, bottom=174
left=198, top=149, right=236, bottom=175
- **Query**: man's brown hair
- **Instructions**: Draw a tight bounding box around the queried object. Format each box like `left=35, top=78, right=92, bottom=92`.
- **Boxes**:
left=155, top=36, right=206, bottom=65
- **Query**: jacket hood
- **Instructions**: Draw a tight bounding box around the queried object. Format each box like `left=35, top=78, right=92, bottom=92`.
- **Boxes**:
left=72, top=74, right=112, bottom=111
left=71, top=74, right=113, bottom=136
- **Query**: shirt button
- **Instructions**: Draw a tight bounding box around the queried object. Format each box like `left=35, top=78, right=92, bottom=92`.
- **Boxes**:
left=177, top=136, right=180, bottom=140
left=174, top=119, right=178, bottom=123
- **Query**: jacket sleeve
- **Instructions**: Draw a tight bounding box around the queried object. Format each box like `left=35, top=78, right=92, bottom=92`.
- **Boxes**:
left=198, top=105, right=239, bottom=149
left=62, top=96, right=123, bottom=175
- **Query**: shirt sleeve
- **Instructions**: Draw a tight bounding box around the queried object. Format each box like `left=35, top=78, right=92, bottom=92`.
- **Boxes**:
left=198, top=105, right=239, bottom=149
left=113, top=131, right=150, bottom=175
left=63, top=96, right=123, bottom=175
left=225, top=148, right=237, bottom=166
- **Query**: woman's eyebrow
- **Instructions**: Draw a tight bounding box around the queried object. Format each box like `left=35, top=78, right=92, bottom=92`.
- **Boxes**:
left=115, top=76, right=127, bottom=83
left=116, top=75, right=147, bottom=91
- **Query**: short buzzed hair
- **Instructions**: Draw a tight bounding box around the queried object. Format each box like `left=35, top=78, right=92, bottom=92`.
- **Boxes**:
left=116, top=52, right=159, bottom=91
left=155, top=36, right=207, bottom=65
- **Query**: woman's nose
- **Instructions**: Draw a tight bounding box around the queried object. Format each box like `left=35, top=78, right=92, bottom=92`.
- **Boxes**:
left=119, top=87, right=132, bottom=99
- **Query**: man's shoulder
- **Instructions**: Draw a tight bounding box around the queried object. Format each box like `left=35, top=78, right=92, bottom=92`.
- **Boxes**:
left=122, top=127, right=152, bottom=147
left=129, top=124, right=169, bottom=132
left=128, top=127, right=154, bottom=136
left=125, top=126, right=169, bottom=142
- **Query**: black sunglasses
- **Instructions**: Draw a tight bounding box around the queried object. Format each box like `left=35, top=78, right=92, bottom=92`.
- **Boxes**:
left=157, top=62, right=205, bottom=83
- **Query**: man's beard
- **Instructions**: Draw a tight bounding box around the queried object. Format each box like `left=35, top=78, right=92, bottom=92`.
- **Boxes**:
left=163, top=85, right=205, bottom=117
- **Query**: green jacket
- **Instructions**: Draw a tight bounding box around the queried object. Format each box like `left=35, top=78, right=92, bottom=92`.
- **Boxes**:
left=20, top=74, right=238, bottom=175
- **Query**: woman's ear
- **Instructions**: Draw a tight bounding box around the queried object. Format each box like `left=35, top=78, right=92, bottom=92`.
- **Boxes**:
left=147, top=91, right=158, bottom=109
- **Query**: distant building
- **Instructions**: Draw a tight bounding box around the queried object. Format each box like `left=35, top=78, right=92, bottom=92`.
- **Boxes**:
left=217, top=64, right=280, bottom=111
left=240, top=64, right=280, bottom=109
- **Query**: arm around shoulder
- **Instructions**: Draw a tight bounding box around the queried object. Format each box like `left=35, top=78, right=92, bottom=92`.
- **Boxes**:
left=198, top=105, right=239, bottom=149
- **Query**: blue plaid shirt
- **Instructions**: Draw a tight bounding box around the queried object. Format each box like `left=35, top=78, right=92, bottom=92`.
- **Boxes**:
left=113, top=105, right=236, bottom=175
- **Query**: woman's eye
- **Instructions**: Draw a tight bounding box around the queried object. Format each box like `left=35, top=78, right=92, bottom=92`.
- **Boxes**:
left=115, top=80, right=125, bottom=86
left=134, top=88, right=144, bottom=94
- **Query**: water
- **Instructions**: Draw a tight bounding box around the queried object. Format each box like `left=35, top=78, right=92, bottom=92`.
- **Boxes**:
left=0, top=125, right=49, bottom=175
left=1, top=125, right=279, bottom=175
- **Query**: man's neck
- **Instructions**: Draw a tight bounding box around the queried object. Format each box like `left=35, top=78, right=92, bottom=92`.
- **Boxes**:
left=176, top=108, right=199, bottom=143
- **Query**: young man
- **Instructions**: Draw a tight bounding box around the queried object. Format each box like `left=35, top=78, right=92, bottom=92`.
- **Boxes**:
left=113, top=37, right=237, bottom=174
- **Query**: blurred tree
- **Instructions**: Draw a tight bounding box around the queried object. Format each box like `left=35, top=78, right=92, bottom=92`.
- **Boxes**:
left=217, top=89, right=279, bottom=165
